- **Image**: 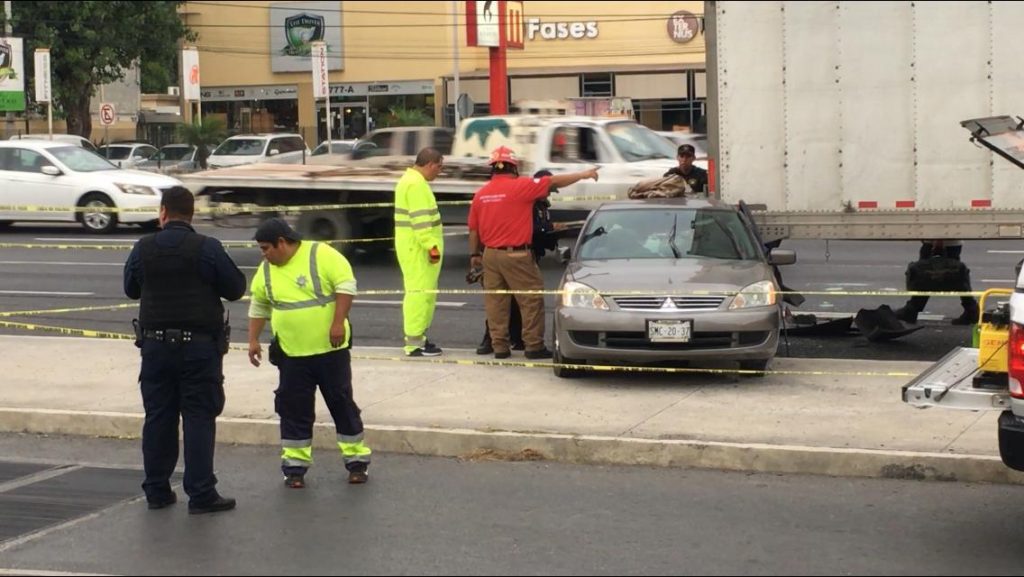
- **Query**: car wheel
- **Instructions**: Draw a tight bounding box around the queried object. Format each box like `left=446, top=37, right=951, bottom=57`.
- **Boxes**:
left=739, top=359, right=771, bottom=378
left=553, top=349, right=586, bottom=379
left=79, top=193, right=119, bottom=234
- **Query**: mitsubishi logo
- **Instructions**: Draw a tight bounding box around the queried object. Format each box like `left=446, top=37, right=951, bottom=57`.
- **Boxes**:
left=660, top=298, right=678, bottom=310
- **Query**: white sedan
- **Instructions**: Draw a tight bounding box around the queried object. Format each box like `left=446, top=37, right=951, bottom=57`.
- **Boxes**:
left=0, top=140, right=186, bottom=234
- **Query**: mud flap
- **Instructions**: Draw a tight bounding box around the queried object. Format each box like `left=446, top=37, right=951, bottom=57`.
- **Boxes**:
left=998, top=411, right=1024, bottom=471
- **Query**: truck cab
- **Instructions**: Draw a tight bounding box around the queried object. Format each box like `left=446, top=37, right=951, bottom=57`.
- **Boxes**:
left=452, top=115, right=678, bottom=214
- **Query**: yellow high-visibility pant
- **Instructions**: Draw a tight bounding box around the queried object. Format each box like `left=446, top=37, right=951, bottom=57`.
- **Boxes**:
left=397, top=241, right=442, bottom=353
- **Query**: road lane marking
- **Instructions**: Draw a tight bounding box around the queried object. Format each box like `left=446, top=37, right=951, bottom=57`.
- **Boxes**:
left=0, top=291, right=94, bottom=296
left=988, top=250, right=1024, bottom=254
left=359, top=299, right=466, bottom=308
left=33, top=238, right=137, bottom=243
left=0, top=261, right=121, bottom=267
left=981, top=279, right=1016, bottom=284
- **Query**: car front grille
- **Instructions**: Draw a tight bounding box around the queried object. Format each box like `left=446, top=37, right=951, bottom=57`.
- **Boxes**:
left=612, top=296, right=726, bottom=311
left=569, top=331, right=771, bottom=351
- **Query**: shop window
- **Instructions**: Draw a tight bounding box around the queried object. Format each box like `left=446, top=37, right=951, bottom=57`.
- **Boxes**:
left=581, top=73, right=613, bottom=97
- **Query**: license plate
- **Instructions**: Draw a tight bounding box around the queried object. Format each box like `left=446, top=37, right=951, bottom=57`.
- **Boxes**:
left=647, top=320, right=692, bottom=343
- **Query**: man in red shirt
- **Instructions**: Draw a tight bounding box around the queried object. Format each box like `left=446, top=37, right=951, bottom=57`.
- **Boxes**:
left=468, top=146, right=599, bottom=359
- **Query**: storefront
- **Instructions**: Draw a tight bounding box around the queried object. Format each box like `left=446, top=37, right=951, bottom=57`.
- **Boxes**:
left=313, top=80, right=436, bottom=141
left=200, top=85, right=300, bottom=135
left=186, top=1, right=706, bottom=139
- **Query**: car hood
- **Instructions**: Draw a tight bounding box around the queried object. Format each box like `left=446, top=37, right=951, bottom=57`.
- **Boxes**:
left=79, top=169, right=184, bottom=188
left=565, top=258, right=773, bottom=295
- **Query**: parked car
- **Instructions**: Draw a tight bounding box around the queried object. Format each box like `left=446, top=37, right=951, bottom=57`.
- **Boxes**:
left=97, top=142, right=159, bottom=169
left=207, top=134, right=309, bottom=169
left=137, top=144, right=199, bottom=174
left=9, top=133, right=99, bottom=153
left=0, top=141, right=185, bottom=233
left=311, top=139, right=359, bottom=156
left=552, top=198, right=796, bottom=378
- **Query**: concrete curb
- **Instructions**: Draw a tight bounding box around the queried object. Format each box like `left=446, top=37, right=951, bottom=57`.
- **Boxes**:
left=2, top=407, right=1021, bottom=485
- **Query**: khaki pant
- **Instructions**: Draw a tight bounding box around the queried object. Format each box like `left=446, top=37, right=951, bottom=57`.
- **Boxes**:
left=483, top=249, right=545, bottom=353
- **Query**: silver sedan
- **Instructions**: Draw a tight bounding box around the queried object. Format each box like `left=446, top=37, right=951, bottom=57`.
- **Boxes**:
left=553, top=199, right=796, bottom=378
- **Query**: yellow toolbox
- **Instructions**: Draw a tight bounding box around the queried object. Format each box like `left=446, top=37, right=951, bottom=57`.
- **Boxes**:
left=976, top=288, right=1015, bottom=375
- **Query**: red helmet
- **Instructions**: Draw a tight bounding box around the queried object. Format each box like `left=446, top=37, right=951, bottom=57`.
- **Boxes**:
left=488, top=146, right=519, bottom=167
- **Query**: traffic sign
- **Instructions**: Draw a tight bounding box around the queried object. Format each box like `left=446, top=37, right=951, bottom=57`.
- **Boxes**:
left=99, top=103, right=116, bottom=127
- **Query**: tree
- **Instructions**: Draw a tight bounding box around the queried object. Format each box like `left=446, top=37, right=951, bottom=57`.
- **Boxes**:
left=176, top=116, right=226, bottom=169
left=11, top=2, right=194, bottom=137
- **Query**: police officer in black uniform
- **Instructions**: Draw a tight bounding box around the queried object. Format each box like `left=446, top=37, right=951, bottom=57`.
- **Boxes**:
left=664, top=144, right=709, bottom=194
left=124, top=187, right=247, bottom=514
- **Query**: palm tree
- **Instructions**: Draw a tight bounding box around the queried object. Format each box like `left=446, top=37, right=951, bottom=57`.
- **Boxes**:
left=176, top=116, right=227, bottom=169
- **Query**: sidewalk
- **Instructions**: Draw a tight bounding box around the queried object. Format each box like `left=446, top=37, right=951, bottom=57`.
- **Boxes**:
left=1, top=335, right=1020, bottom=484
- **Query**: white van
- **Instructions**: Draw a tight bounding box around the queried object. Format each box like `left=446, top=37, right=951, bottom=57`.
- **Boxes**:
left=207, top=134, right=309, bottom=169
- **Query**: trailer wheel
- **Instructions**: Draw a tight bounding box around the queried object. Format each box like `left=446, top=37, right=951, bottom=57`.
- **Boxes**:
left=296, top=211, right=360, bottom=256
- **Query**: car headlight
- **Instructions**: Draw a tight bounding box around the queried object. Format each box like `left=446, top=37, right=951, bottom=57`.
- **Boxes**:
left=729, top=280, right=777, bottom=310
left=116, top=183, right=160, bottom=196
left=561, top=281, right=610, bottom=310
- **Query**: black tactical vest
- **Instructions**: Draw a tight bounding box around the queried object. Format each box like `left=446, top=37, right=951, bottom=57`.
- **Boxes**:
left=138, top=232, right=224, bottom=333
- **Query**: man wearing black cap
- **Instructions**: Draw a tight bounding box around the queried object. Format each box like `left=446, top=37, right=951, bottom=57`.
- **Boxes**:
left=664, top=144, right=708, bottom=195
left=124, top=187, right=247, bottom=515
left=247, top=218, right=372, bottom=488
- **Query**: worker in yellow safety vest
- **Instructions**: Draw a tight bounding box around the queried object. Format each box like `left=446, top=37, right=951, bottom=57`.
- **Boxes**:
left=394, top=148, right=445, bottom=357
left=247, top=218, right=372, bottom=488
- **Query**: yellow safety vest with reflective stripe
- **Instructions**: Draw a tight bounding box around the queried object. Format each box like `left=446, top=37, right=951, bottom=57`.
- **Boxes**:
left=394, top=168, right=444, bottom=253
left=249, top=242, right=356, bottom=357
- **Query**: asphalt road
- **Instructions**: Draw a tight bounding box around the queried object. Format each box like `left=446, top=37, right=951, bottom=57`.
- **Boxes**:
left=1, top=433, right=1024, bottom=576
left=0, top=221, right=1021, bottom=362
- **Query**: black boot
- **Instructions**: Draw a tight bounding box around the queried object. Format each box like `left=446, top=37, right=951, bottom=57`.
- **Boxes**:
left=476, top=331, right=493, bottom=355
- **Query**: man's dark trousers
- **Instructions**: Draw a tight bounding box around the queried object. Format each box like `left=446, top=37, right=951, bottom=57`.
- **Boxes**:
left=140, top=339, right=225, bottom=505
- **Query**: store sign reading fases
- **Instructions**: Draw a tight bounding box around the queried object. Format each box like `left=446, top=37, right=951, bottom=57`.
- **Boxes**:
left=526, top=18, right=599, bottom=41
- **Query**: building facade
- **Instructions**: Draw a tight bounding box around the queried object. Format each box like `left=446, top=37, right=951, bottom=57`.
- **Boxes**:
left=183, top=1, right=706, bottom=143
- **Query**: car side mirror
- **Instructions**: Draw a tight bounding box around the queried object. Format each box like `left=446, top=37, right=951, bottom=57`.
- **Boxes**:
left=268, top=149, right=280, bottom=157
left=41, top=166, right=61, bottom=176
left=768, top=249, right=796, bottom=266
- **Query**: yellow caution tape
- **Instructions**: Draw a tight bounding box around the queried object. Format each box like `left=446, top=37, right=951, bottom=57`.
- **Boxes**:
left=0, top=231, right=471, bottom=251
left=0, top=302, right=139, bottom=318
left=0, top=195, right=617, bottom=216
left=0, top=319, right=919, bottom=378
left=0, top=319, right=135, bottom=341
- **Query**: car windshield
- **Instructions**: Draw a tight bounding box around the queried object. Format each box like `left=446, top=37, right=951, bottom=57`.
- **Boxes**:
left=98, top=146, right=133, bottom=160
left=49, top=146, right=119, bottom=172
left=606, top=122, right=677, bottom=162
left=212, top=139, right=266, bottom=156
left=578, top=208, right=761, bottom=261
left=154, top=146, right=194, bottom=161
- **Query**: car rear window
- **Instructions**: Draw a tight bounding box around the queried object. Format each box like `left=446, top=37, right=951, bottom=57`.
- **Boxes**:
left=99, top=147, right=132, bottom=160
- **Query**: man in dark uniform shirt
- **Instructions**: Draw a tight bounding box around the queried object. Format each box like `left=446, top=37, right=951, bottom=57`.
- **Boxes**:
left=124, top=187, right=247, bottom=514
left=663, top=144, right=708, bottom=194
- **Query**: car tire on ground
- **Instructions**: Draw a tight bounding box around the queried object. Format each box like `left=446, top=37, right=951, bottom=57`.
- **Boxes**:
left=739, top=358, right=771, bottom=378
left=78, top=193, right=118, bottom=234
left=0, top=221, right=12, bottom=230
left=553, top=349, right=586, bottom=379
